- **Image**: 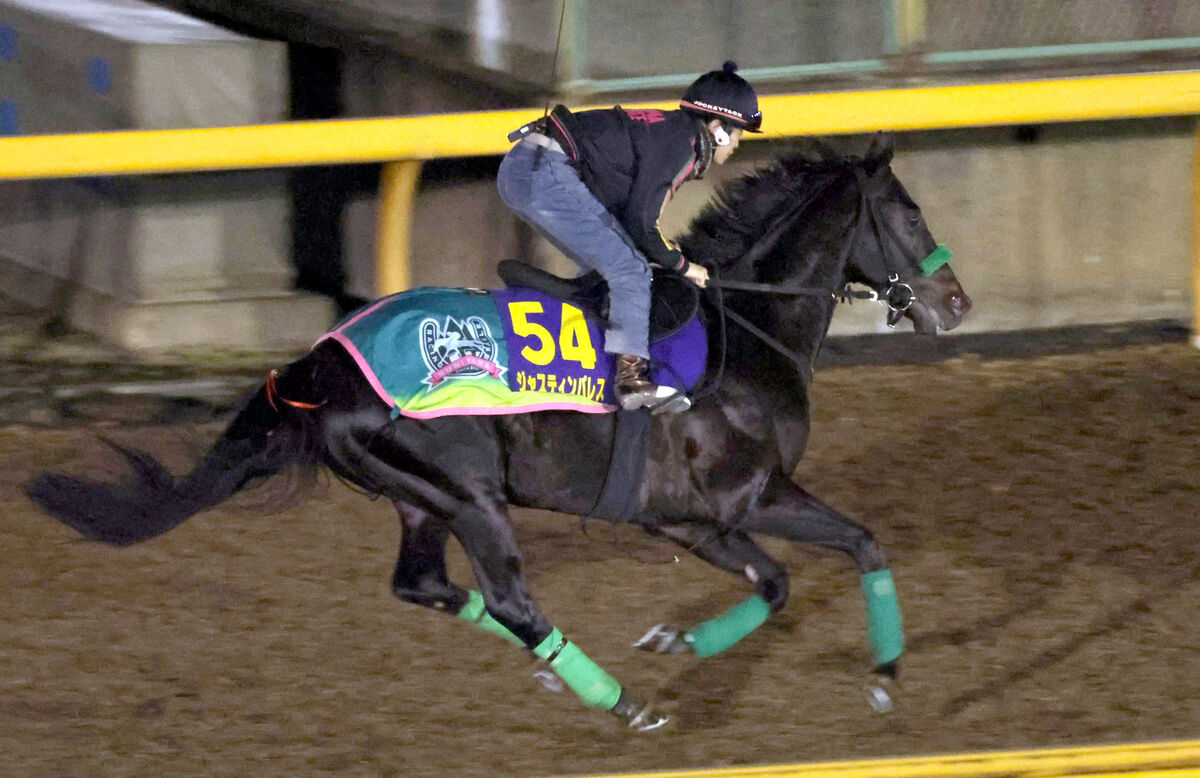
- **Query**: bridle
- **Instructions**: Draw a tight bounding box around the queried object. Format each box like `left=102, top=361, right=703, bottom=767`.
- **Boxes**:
left=693, top=162, right=951, bottom=391
left=708, top=165, right=936, bottom=313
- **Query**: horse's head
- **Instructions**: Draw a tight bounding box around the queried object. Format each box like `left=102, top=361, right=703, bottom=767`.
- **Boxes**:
left=845, top=133, right=972, bottom=334
left=681, top=137, right=972, bottom=342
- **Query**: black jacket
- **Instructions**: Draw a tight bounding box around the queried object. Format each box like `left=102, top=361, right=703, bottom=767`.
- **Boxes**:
left=544, top=106, right=708, bottom=272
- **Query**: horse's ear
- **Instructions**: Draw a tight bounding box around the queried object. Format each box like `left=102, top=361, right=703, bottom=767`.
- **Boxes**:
left=865, top=131, right=895, bottom=166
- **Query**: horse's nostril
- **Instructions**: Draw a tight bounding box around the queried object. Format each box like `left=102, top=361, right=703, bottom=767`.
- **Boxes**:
left=951, top=294, right=972, bottom=314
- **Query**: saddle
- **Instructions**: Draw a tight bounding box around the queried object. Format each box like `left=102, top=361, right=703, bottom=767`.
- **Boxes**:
left=495, top=260, right=703, bottom=522
left=496, top=260, right=700, bottom=343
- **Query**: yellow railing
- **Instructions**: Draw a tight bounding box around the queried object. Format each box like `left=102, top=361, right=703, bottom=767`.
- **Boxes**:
left=2, top=71, right=1200, bottom=177
left=0, top=71, right=1197, bottom=336
left=561, top=738, right=1200, bottom=778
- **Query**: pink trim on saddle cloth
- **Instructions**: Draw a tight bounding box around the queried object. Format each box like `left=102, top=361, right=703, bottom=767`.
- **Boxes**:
left=314, top=292, right=625, bottom=419
left=400, top=401, right=616, bottom=420
left=313, top=331, right=396, bottom=409
left=327, top=296, right=397, bottom=332
left=313, top=330, right=618, bottom=418
left=314, top=296, right=408, bottom=409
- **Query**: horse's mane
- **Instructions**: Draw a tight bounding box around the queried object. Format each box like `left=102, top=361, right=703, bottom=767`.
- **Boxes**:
left=678, top=139, right=863, bottom=272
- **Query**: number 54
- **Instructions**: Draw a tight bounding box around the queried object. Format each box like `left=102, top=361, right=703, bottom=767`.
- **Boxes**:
left=507, top=301, right=596, bottom=370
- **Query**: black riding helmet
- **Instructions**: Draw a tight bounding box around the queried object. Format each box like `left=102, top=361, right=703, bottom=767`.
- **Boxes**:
left=680, top=61, right=762, bottom=133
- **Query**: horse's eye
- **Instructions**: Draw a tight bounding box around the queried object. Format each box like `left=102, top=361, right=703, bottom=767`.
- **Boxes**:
left=906, top=214, right=921, bottom=226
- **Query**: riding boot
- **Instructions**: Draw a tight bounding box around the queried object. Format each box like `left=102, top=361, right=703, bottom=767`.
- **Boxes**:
left=614, top=354, right=659, bottom=410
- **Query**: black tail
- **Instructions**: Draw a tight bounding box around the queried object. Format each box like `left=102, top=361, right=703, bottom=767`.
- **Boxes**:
left=26, top=378, right=320, bottom=546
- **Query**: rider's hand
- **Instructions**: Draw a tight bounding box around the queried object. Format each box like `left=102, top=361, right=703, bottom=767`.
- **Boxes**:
left=683, top=261, right=709, bottom=288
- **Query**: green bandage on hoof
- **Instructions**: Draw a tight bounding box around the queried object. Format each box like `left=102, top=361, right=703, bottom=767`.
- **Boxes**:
left=684, top=595, right=771, bottom=658
left=862, top=569, right=904, bottom=664
left=456, top=590, right=525, bottom=647
left=533, top=629, right=622, bottom=710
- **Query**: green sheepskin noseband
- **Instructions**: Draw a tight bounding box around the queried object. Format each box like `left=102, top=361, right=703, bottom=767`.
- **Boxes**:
left=918, top=244, right=952, bottom=276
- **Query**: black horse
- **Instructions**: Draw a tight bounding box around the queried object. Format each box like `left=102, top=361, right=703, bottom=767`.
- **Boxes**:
left=27, top=133, right=971, bottom=731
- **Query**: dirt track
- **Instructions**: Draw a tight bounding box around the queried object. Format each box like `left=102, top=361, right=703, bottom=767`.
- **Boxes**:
left=2, top=334, right=1198, bottom=777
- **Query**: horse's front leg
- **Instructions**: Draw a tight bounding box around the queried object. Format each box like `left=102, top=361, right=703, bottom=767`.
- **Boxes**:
left=736, top=470, right=903, bottom=682
left=635, top=520, right=788, bottom=657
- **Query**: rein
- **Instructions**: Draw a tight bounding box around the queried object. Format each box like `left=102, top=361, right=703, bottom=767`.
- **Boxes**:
left=691, top=162, right=940, bottom=393
left=706, top=277, right=880, bottom=302
left=703, top=166, right=918, bottom=310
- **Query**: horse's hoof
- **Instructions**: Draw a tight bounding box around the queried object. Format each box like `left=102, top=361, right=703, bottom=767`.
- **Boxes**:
left=864, top=660, right=899, bottom=713
left=864, top=682, right=894, bottom=713
left=532, top=668, right=564, bottom=693
left=864, top=665, right=900, bottom=714
left=633, top=623, right=692, bottom=654
left=611, top=690, right=669, bottom=732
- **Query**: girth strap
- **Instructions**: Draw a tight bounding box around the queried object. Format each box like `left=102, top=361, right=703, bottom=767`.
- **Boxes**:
left=587, top=407, right=651, bottom=522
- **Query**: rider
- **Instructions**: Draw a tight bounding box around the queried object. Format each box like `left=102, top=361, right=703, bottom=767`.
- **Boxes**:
left=497, top=61, right=761, bottom=410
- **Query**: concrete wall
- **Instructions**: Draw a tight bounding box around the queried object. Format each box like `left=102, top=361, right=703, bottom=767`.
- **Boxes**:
left=341, top=117, right=1195, bottom=338
left=0, top=0, right=331, bottom=351
left=4, top=2, right=1192, bottom=347
left=151, top=0, right=1197, bottom=342
left=344, top=172, right=522, bottom=298
left=337, top=46, right=549, bottom=300
left=379, top=0, right=883, bottom=77
left=672, top=118, right=1196, bottom=336
left=879, top=120, right=1195, bottom=335
left=584, top=0, right=882, bottom=77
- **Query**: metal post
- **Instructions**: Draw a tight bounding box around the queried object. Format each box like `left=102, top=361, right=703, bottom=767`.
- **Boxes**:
left=885, top=0, right=925, bottom=55
left=558, top=0, right=587, bottom=101
left=902, top=0, right=927, bottom=50
left=375, top=159, right=422, bottom=298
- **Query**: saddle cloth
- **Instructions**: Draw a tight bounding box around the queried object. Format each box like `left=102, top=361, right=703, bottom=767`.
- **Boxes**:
left=317, top=286, right=707, bottom=419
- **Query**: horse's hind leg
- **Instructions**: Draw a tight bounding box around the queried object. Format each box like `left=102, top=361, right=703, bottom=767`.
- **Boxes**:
left=361, top=417, right=666, bottom=729
left=390, top=500, right=522, bottom=647
left=441, top=493, right=667, bottom=729
left=636, top=520, right=787, bottom=657
left=736, top=470, right=902, bottom=677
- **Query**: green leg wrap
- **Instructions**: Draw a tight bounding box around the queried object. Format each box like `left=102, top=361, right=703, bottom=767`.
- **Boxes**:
left=456, top=590, right=525, bottom=648
left=862, top=569, right=904, bottom=664
left=533, top=629, right=623, bottom=710
left=684, top=595, right=771, bottom=658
